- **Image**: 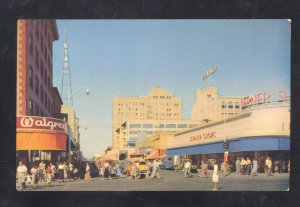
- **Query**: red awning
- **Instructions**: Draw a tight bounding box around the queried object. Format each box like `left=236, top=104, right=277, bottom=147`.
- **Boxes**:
left=145, top=150, right=160, bottom=160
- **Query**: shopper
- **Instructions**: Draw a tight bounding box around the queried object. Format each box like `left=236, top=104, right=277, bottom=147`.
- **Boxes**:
left=50, top=162, right=56, bottom=181
left=266, top=157, right=273, bottom=176
left=246, top=157, right=251, bottom=175
left=240, top=157, right=247, bottom=175
left=184, top=160, right=191, bottom=178
left=30, top=164, right=39, bottom=189
left=57, top=162, right=64, bottom=183
left=150, top=159, right=161, bottom=179
left=69, top=162, right=74, bottom=180
left=274, top=159, right=280, bottom=173
left=251, top=158, right=258, bottom=176
left=199, top=160, right=208, bottom=178
left=63, top=161, right=69, bottom=182
left=45, top=165, right=52, bottom=186
left=85, top=162, right=92, bottom=182
left=17, top=161, right=28, bottom=191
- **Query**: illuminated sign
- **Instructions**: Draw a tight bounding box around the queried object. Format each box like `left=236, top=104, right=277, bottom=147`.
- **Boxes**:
left=242, top=91, right=290, bottom=108
left=201, top=66, right=217, bottom=80
left=17, top=116, right=67, bottom=132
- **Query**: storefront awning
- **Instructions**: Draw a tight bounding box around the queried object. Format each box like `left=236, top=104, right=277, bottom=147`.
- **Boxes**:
left=145, top=149, right=166, bottom=160
left=17, top=131, right=67, bottom=151
left=167, top=136, right=290, bottom=156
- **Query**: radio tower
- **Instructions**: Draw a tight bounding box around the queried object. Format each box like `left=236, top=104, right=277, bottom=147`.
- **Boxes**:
left=61, top=22, right=73, bottom=106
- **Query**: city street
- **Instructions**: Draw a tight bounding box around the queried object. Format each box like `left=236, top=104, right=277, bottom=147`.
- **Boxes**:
left=20, top=170, right=289, bottom=191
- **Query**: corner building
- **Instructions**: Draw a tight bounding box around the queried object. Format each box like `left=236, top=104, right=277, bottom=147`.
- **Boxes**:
left=16, top=20, right=67, bottom=163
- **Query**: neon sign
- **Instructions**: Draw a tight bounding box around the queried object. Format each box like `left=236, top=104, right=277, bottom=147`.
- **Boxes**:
left=242, top=91, right=290, bottom=108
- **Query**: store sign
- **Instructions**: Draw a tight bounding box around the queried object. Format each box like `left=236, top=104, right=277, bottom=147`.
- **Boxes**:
left=190, top=131, right=216, bottom=142
left=201, top=66, right=217, bottom=80
left=242, top=91, right=290, bottom=108
left=17, top=116, right=67, bottom=132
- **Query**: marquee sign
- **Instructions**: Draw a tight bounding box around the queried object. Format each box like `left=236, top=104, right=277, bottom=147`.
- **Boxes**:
left=17, top=116, right=67, bottom=132
left=201, top=66, right=217, bottom=80
left=190, top=131, right=216, bottom=142
left=242, top=91, right=290, bottom=108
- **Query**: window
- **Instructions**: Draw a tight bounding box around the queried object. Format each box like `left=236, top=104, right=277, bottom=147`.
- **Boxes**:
left=129, top=130, right=141, bottom=135
left=143, top=124, right=153, bottom=128
left=29, top=34, right=33, bottom=56
left=228, top=102, right=233, bottom=109
left=235, top=102, right=240, bottom=109
left=129, top=124, right=141, bottom=128
left=166, top=124, right=176, bottom=128
left=29, top=67, right=33, bottom=88
left=178, top=124, right=187, bottom=128
left=29, top=99, right=33, bottom=115
left=142, top=131, right=153, bottom=135
left=35, top=77, right=39, bottom=96
left=222, top=101, right=226, bottom=109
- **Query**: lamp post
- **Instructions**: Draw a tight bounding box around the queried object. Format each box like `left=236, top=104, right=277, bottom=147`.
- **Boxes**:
left=67, top=86, right=91, bottom=162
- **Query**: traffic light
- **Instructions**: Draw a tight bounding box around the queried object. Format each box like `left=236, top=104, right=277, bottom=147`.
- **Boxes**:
left=223, top=140, right=229, bottom=150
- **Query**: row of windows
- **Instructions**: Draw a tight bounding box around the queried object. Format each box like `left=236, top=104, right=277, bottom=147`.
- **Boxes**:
left=221, top=101, right=240, bottom=109
left=28, top=98, right=52, bottom=117
left=129, top=123, right=199, bottom=129
left=152, top=96, right=172, bottom=99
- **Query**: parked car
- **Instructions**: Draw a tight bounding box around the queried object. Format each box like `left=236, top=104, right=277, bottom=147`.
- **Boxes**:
left=160, top=160, right=174, bottom=170
left=174, top=159, right=198, bottom=173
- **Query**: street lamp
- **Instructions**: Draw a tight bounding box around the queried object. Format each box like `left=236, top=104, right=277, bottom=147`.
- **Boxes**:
left=67, top=86, right=91, bottom=162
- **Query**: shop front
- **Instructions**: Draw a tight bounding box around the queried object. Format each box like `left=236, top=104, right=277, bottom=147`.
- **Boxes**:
left=16, top=115, right=68, bottom=165
left=167, top=102, right=290, bottom=171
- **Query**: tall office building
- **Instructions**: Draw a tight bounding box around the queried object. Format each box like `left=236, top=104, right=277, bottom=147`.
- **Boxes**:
left=112, top=87, right=182, bottom=149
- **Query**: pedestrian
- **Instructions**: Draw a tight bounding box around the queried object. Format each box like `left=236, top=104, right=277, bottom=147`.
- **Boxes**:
left=99, top=164, right=104, bottom=178
left=235, top=157, right=241, bottom=175
left=251, top=158, right=258, bottom=176
left=114, top=162, right=122, bottom=178
left=199, top=160, right=208, bottom=178
left=45, top=165, right=52, bottom=186
left=104, top=161, right=112, bottom=180
left=246, top=157, right=251, bottom=175
left=223, top=161, right=229, bottom=177
left=240, top=157, right=247, bottom=175
left=146, top=161, right=152, bottom=179
left=39, top=161, right=46, bottom=182
left=50, top=163, right=56, bottom=181
left=30, top=164, right=39, bottom=189
left=266, top=157, right=273, bottom=176
left=274, top=159, right=280, bottom=173
left=69, top=162, right=74, bottom=180
left=183, top=160, right=191, bottom=178
left=57, top=162, right=64, bottom=183
left=17, top=161, right=28, bottom=191
left=63, top=161, right=69, bottom=182
left=85, top=162, right=92, bottom=182
left=280, top=159, right=286, bottom=173
left=150, top=159, right=161, bottom=179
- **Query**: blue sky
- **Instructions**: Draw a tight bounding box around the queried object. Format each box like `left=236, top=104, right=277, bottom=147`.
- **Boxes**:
left=52, top=20, right=291, bottom=159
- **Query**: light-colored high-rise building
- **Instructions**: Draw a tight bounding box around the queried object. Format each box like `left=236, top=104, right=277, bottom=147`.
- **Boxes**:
left=112, top=87, right=182, bottom=149
left=191, top=86, right=243, bottom=122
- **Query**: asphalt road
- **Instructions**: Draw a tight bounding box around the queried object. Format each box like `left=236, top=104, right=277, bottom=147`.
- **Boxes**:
left=19, top=170, right=289, bottom=191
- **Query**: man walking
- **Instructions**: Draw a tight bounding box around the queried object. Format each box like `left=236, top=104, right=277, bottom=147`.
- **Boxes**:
left=150, top=159, right=161, bottom=179
left=17, top=161, right=28, bottom=191
left=235, top=157, right=241, bottom=174
left=184, top=160, right=191, bottom=178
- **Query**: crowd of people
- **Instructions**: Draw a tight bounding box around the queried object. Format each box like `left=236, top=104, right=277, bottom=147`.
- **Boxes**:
left=16, top=160, right=86, bottom=191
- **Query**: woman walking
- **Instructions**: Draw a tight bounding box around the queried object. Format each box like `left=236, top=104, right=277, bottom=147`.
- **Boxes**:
left=57, top=162, right=64, bottom=183
left=30, top=165, right=39, bottom=189
left=199, top=160, right=208, bottom=178
left=85, top=162, right=92, bottom=182
left=251, top=158, right=258, bottom=176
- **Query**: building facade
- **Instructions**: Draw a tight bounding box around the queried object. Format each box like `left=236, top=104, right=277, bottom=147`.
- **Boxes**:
left=112, top=87, right=182, bottom=149
left=191, top=87, right=243, bottom=123
left=16, top=19, right=67, bottom=163
left=115, top=119, right=201, bottom=159
left=168, top=101, right=290, bottom=172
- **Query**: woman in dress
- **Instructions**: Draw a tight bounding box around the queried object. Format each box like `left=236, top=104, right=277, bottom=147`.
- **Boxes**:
left=251, top=158, right=258, bottom=176
left=85, top=162, right=92, bottom=182
left=30, top=165, right=39, bottom=189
